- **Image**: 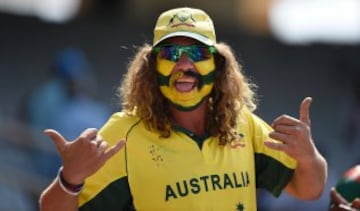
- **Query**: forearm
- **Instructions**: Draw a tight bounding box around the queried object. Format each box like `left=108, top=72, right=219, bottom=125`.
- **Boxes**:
left=39, top=178, right=79, bottom=211
left=286, top=151, right=327, bottom=200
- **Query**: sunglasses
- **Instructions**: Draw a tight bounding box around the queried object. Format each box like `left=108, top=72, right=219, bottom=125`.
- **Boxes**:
left=153, top=44, right=216, bottom=62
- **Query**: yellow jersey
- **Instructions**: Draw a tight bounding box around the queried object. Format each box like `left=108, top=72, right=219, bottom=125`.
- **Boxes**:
left=79, top=109, right=296, bottom=211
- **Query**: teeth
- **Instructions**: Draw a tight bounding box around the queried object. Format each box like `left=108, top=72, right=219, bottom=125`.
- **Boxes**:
left=176, top=78, right=195, bottom=83
left=175, top=74, right=196, bottom=83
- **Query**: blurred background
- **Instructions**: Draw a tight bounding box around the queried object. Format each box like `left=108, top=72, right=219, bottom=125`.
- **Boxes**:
left=0, top=0, right=359, bottom=210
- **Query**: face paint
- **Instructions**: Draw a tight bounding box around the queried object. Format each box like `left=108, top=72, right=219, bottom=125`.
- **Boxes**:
left=194, top=55, right=216, bottom=76
left=156, top=55, right=176, bottom=76
left=156, top=53, right=216, bottom=111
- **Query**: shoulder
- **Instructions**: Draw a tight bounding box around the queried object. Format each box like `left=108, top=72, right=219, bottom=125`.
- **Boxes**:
left=103, top=112, right=140, bottom=126
left=99, top=112, right=141, bottom=144
left=238, top=107, right=272, bottom=133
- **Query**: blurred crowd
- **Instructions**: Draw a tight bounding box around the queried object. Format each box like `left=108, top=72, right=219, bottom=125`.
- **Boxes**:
left=0, top=47, right=112, bottom=211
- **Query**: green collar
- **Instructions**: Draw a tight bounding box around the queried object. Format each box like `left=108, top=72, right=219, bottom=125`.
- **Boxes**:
left=172, top=125, right=210, bottom=149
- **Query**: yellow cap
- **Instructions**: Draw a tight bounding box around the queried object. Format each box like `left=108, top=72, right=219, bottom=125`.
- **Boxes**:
left=153, top=7, right=216, bottom=46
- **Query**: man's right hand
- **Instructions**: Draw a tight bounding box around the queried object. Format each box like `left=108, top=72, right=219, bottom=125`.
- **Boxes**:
left=44, top=128, right=125, bottom=185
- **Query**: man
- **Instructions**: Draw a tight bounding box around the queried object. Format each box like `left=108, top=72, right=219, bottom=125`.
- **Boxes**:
left=39, top=7, right=327, bottom=211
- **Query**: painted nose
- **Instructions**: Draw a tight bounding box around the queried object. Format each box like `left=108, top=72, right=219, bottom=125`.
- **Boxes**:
left=174, top=54, right=194, bottom=71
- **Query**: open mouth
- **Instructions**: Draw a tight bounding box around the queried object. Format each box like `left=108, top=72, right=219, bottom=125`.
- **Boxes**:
left=174, top=76, right=197, bottom=92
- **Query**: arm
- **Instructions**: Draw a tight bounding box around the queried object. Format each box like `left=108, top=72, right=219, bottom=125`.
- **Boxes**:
left=39, top=178, right=78, bottom=211
left=39, top=128, right=125, bottom=211
left=284, top=144, right=327, bottom=200
left=265, top=97, right=327, bottom=200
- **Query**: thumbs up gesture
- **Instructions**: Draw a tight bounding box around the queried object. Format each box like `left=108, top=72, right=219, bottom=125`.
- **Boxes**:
left=44, top=128, right=125, bottom=185
left=265, top=97, right=316, bottom=162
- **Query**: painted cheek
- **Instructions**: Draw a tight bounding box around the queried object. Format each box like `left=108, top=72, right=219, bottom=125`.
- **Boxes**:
left=157, top=56, right=176, bottom=76
left=194, top=55, right=215, bottom=75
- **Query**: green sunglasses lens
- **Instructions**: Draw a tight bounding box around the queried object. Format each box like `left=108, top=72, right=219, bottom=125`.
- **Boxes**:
left=155, top=45, right=215, bottom=62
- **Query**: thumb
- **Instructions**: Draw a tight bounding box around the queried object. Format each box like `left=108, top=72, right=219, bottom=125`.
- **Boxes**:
left=299, top=97, right=312, bottom=126
left=43, top=129, right=67, bottom=153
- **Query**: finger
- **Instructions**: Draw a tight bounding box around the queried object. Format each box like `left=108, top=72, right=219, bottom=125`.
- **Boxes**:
left=95, top=135, right=104, bottom=146
left=88, top=136, right=104, bottom=150
left=269, top=131, right=291, bottom=144
left=103, top=140, right=126, bottom=160
left=351, top=198, right=360, bottom=209
left=299, top=97, right=312, bottom=126
left=89, top=139, right=102, bottom=150
left=264, top=140, right=286, bottom=152
left=272, top=115, right=300, bottom=128
left=338, top=204, right=354, bottom=211
left=43, top=129, right=67, bottom=153
left=272, top=125, right=300, bottom=136
left=330, top=187, right=349, bottom=205
left=79, top=128, right=98, bottom=141
left=94, top=139, right=103, bottom=148
left=97, top=141, right=108, bottom=154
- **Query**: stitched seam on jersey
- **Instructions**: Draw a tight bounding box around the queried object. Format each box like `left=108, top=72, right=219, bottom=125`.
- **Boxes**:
left=125, top=119, right=142, bottom=176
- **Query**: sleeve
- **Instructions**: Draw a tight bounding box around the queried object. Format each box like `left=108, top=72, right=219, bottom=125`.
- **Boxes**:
left=244, top=109, right=297, bottom=197
left=79, top=178, right=134, bottom=211
left=78, top=112, right=136, bottom=210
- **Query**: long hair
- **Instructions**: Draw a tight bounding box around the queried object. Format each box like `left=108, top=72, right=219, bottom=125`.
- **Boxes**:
left=118, top=42, right=257, bottom=144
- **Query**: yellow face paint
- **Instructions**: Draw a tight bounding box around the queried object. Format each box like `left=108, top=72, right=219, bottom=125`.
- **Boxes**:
left=194, top=55, right=215, bottom=75
left=156, top=55, right=176, bottom=76
left=159, top=83, right=214, bottom=109
left=156, top=54, right=216, bottom=110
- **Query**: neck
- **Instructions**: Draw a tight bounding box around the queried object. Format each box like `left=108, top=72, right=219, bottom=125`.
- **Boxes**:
left=170, top=100, right=208, bottom=137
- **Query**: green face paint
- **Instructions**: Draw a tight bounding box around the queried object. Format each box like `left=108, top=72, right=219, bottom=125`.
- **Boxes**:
left=156, top=53, right=216, bottom=111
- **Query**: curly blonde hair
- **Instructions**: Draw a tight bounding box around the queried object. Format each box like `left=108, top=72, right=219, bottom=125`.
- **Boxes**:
left=118, top=42, right=257, bottom=144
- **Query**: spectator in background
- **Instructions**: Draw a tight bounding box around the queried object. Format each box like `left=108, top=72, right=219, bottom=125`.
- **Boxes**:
left=329, top=165, right=360, bottom=211
left=48, top=48, right=112, bottom=140
left=0, top=113, right=37, bottom=211
left=330, top=188, right=360, bottom=211
left=19, top=47, right=111, bottom=178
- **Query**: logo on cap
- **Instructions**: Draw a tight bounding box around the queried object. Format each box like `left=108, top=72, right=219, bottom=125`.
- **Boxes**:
left=169, top=11, right=196, bottom=28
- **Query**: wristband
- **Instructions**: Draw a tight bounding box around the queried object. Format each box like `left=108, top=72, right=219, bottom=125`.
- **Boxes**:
left=57, top=167, right=84, bottom=196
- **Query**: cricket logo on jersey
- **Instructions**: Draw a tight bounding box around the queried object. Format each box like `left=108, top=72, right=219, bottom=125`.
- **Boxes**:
left=149, top=144, right=165, bottom=167
left=230, top=133, right=246, bottom=149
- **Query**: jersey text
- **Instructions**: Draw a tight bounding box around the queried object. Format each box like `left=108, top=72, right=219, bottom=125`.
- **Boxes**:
left=165, top=171, right=250, bottom=201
